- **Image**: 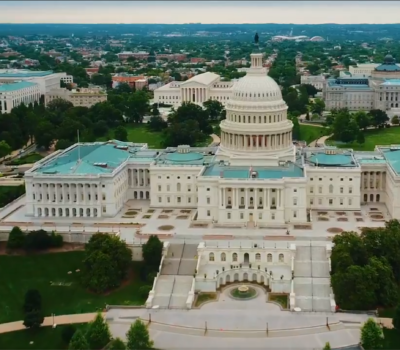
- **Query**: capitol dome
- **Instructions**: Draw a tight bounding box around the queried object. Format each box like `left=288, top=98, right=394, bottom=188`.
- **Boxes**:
left=218, top=52, right=294, bottom=160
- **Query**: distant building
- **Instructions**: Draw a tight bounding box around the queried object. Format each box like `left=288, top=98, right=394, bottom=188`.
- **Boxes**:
left=45, top=87, right=107, bottom=108
left=190, top=57, right=206, bottom=64
left=0, top=81, right=41, bottom=113
left=324, top=54, right=400, bottom=112
left=300, top=75, right=325, bottom=90
left=348, top=63, right=380, bottom=78
left=117, top=51, right=149, bottom=60
left=0, top=69, right=73, bottom=95
left=112, top=74, right=148, bottom=90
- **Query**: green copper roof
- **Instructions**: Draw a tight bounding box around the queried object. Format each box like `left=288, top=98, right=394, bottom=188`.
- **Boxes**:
left=308, top=153, right=356, bottom=167
left=0, top=81, right=37, bottom=92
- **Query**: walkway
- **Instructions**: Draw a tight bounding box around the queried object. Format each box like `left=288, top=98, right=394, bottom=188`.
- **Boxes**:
left=209, top=133, right=220, bottom=146
left=0, top=313, right=98, bottom=334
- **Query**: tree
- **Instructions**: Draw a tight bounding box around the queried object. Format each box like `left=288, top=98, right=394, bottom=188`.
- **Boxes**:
left=126, top=319, right=153, bottom=350
left=86, top=312, right=112, bottom=350
left=0, top=140, right=11, bottom=160
left=322, top=342, right=331, bottom=350
left=356, top=132, right=365, bottom=145
left=354, top=111, right=371, bottom=130
left=203, top=99, right=225, bottom=120
left=114, top=126, right=128, bottom=141
left=331, top=109, right=359, bottom=143
left=81, top=233, right=132, bottom=293
left=68, top=329, right=90, bottom=350
left=147, top=116, right=167, bottom=132
left=369, top=109, right=389, bottom=128
left=7, top=226, right=25, bottom=249
left=23, top=310, right=44, bottom=329
left=34, top=121, right=56, bottom=150
left=23, top=289, right=42, bottom=313
left=310, top=98, right=325, bottom=115
left=301, top=84, right=318, bottom=97
left=361, top=318, right=384, bottom=350
left=392, top=304, right=400, bottom=331
left=47, top=98, right=74, bottom=114
left=61, top=324, right=77, bottom=345
left=150, top=104, right=160, bottom=117
left=107, top=338, right=126, bottom=350
left=126, top=91, right=150, bottom=123
left=142, top=235, right=163, bottom=272
left=56, top=139, right=75, bottom=151
left=392, top=115, right=400, bottom=125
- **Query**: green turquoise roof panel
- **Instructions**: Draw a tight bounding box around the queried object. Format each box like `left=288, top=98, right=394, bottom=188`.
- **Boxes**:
left=375, top=64, right=400, bottom=72
left=0, top=70, right=54, bottom=77
left=382, top=149, right=400, bottom=174
left=0, top=81, right=37, bottom=92
left=165, top=152, right=204, bottom=163
left=308, top=153, right=356, bottom=167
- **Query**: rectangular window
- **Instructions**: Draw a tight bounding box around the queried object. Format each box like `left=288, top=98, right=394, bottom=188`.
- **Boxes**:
left=293, top=198, right=297, bottom=205
left=318, top=198, right=322, bottom=205
left=167, top=197, right=170, bottom=203
left=227, top=213, right=231, bottom=219
left=188, top=197, right=191, bottom=203
left=207, top=188, right=210, bottom=191
left=349, top=198, right=352, bottom=205
left=293, top=189, right=297, bottom=193
left=102, top=206, right=106, bottom=213
left=259, top=213, right=262, bottom=220
left=340, top=178, right=344, bottom=181
left=158, top=197, right=162, bottom=203
left=349, top=187, right=353, bottom=194
left=207, top=210, right=210, bottom=216
left=102, top=194, right=106, bottom=200
left=329, top=199, right=333, bottom=205
left=158, top=185, right=161, bottom=191
left=310, top=187, right=314, bottom=194
left=207, top=197, right=210, bottom=204
left=318, top=187, right=322, bottom=194
left=271, top=213, right=275, bottom=220
left=293, top=211, right=297, bottom=218
left=340, top=187, right=343, bottom=194
left=310, top=198, right=314, bottom=205
left=188, top=185, right=191, bottom=192
left=240, top=213, right=244, bottom=219
left=167, top=185, right=170, bottom=191
left=340, top=198, right=343, bottom=205
left=177, top=197, right=181, bottom=203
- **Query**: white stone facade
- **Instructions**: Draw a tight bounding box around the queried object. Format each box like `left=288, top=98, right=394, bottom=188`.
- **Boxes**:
left=300, top=75, right=325, bottom=90
left=45, top=87, right=107, bottom=108
left=0, top=81, right=41, bottom=113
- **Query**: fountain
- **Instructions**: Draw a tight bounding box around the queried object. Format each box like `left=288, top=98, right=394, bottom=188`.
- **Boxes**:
left=229, top=285, right=257, bottom=300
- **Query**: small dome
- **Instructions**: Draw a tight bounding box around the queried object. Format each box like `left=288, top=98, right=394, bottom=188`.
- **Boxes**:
left=384, top=54, right=395, bottom=63
left=232, top=75, right=282, bottom=102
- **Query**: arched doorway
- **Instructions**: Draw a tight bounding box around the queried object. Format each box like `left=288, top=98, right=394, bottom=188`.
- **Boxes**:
left=370, top=194, right=374, bottom=202
left=364, top=194, right=368, bottom=202
left=244, top=253, right=249, bottom=265
left=377, top=194, right=380, bottom=202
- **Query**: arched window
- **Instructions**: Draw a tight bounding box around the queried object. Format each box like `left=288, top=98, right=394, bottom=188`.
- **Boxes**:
left=279, top=253, right=284, bottom=262
left=209, top=252, right=215, bottom=261
left=267, top=253, right=272, bottom=262
left=329, top=184, right=333, bottom=193
left=255, top=253, right=261, bottom=261
left=250, top=197, right=254, bottom=205
left=233, top=253, right=238, bottom=262
left=221, top=252, right=226, bottom=261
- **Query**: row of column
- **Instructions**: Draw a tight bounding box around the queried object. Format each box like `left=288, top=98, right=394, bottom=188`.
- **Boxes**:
left=221, top=132, right=292, bottom=150
left=32, top=183, right=101, bottom=205
left=182, top=87, right=207, bottom=104
left=36, top=206, right=99, bottom=218
left=128, top=169, right=149, bottom=187
left=219, top=188, right=283, bottom=209
left=363, top=171, right=384, bottom=190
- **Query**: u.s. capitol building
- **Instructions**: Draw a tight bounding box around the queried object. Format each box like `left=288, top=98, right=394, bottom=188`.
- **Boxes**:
left=23, top=52, right=400, bottom=224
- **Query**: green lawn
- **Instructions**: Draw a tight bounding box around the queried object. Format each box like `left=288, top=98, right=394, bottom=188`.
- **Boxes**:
left=0, top=324, right=87, bottom=350
left=8, top=153, right=44, bottom=166
left=0, top=252, right=146, bottom=324
left=327, top=126, right=400, bottom=151
left=299, top=124, right=328, bottom=144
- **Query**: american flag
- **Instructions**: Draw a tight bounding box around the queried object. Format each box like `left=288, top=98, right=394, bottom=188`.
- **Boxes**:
left=249, top=166, right=253, bottom=173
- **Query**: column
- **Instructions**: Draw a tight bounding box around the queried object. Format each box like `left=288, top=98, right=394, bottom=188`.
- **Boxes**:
left=245, top=189, right=248, bottom=209
left=254, top=188, right=258, bottom=208
left=267, top=189, right=271, bottom=208
left=380, top=172, right=383, bottom=190
left=368, top=172, right=371, bottom=190
left=264, top=188, right=267, bottom=209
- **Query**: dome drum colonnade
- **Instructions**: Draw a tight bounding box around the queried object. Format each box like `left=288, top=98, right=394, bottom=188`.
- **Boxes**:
left=219, top=53, right=293, bottom=156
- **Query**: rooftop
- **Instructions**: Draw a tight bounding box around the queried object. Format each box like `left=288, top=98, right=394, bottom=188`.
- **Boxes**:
left=202, top=162, right=304, bottom=179
left=0, top=69, right=54, bottom=77
left=155, top=150, right=216, bottom=166
left=32, top=141, right=152, bottom=176
left=379, top=146, right=400, bottom=174
left=181, top=72, right=220, bottom=86
left=0, top=81, right=37, bottom=92
left=381, top=79, right=400, bottom=86
left=306, top=152, right=357, bottom=167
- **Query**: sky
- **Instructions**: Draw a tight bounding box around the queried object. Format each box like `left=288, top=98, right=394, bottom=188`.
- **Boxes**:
left=1, top=1, right=400, bottom=25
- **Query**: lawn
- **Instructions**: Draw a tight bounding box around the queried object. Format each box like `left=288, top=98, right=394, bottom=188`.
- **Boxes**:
left=98, top=124, right=164, bottom=148
left=299, top=124, right=328, bottom=145
left=8, top=153, right=44, bottom=166
left=327, top=126, right=400, bottom=151
left=268, top=293, right=289, bottom=309
left=0, top=324, right=87, bottom=350
left=0, top=251, right=146, bottom=324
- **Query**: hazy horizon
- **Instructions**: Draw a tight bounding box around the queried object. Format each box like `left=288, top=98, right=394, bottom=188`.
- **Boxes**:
left=1, top=1, right=400, bottom=25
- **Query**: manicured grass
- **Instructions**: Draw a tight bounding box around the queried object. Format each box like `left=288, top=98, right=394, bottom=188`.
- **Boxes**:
left=8, top=153, right=44, bottom=166
left=0, top=251, right=146, bottom=324
left=0, top=324, right=87, bottom=350
left=327, top=126, right=400, bottom=151
left=269, top=293, right=288, bottom=309
left=195, top=293, right=217, bottom=307
left=299, top=124, right=328, bottom=144
left=383, top=327, right=400, bottom=349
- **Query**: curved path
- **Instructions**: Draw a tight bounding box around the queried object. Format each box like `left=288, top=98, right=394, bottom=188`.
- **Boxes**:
left=209, top=133, right=220, bottom=146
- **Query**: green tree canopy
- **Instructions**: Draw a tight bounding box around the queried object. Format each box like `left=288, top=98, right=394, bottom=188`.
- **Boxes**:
left=126, top=319, right=154, bottom=350
left=86, top=312, right=112, bottom=350
left=7, top=226, right=25, bottom=250
left=68, top=329, right=90, bottom=350
left=361, top=318, right=384, bottom=350
left=114, top=126, right=128, bottom=141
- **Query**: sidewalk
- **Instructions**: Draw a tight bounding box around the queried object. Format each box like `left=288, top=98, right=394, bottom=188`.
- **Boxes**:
left=0, top=312, right=99, bottom=334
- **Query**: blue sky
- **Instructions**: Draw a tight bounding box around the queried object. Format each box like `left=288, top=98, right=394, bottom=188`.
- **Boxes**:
left=0, top=1, right=400, bottom=24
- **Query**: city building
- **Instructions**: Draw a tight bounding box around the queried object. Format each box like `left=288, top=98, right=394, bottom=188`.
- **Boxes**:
left=0, top=81, right=41, bottom=113
left=23, top=52, right=400, bottom=224
left=45, top=87, right=107, bottom=108
left=323, top=54, right=400, bottom=112
left=347, top=63, right=380, bottom=78
left=112, top=74, right=148, bottom=90
left=300, top=75, right=325, bottom=90
left=0, top=69, right=73, bottom=95
left=117, top=51, right=149, bottom=60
